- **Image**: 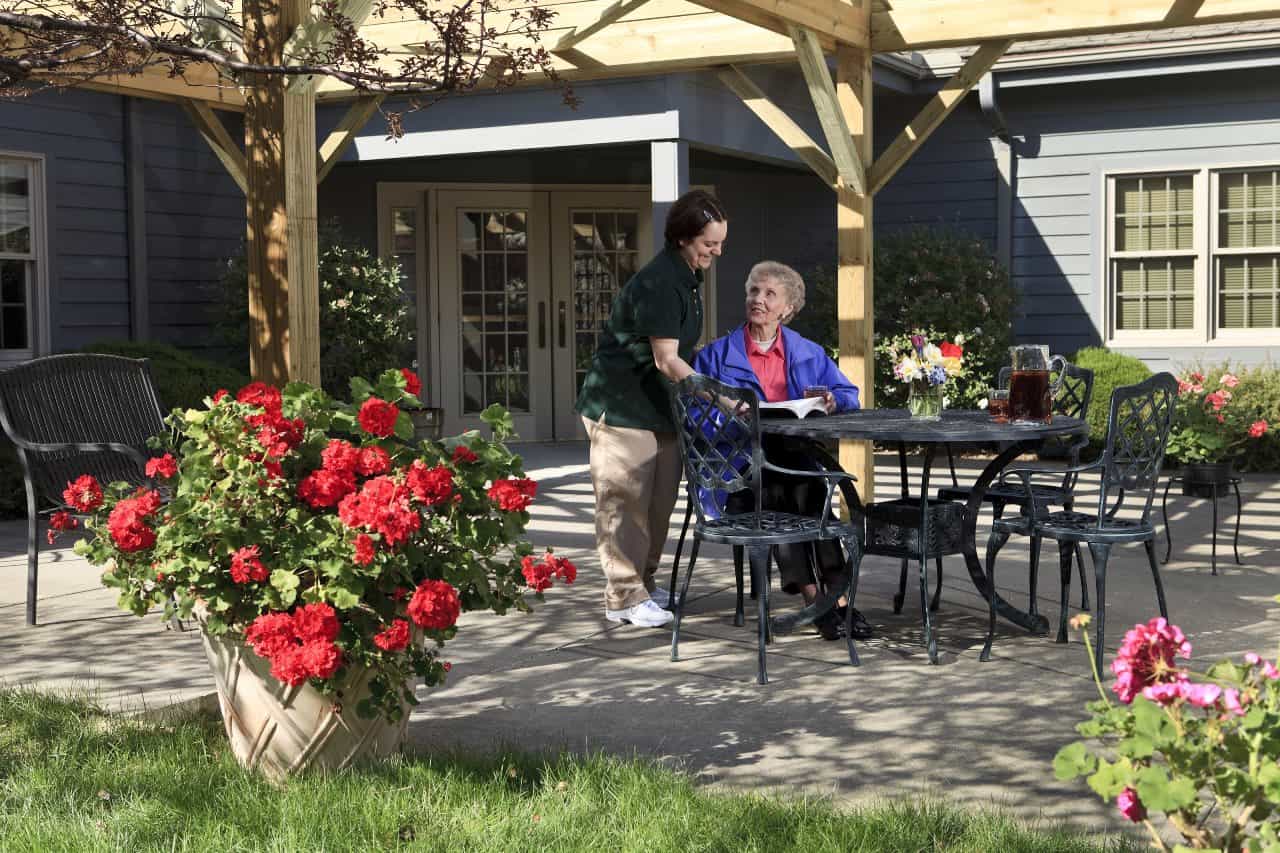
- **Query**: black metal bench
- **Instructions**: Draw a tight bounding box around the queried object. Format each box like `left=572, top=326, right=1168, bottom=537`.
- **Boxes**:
left=0, top=354, right=167, bottom=625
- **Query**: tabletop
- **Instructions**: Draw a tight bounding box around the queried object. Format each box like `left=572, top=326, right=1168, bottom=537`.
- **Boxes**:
left=759, top=408, right=1088, bottom=444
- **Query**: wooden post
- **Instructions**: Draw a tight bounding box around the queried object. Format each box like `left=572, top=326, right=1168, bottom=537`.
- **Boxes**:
left=242, top=0, right=321, bottom=386
left=835, top=45, right=874, bottom=502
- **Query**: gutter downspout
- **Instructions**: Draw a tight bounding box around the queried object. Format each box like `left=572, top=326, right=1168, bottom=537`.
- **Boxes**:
left=978, top=73, right=1013, bottom=276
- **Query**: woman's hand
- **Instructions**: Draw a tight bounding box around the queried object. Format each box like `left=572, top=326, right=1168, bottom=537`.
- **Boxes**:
left=822, top=391, right=836, bottom=413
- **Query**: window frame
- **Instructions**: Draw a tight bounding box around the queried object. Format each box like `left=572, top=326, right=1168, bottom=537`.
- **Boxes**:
left=0, top=150, right=49, bottom=364
left=1103, top=162, right=1280, bottom=347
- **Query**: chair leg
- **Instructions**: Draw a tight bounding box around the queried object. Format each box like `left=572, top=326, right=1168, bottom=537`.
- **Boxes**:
left=670, top=537, right=701, bottom=662
left=919, top=551, right=937, bottom=664
left=1063, top=499, right=1089, bottom=611
left=893, top=558, right=908, bottom=614
left=841, top=535, right=863, bottom=667
left=930, top=556, right=943, bottom=613
left=1161, top=478, right=1175, bottom=564
left=1088, top=542, right=1112, bottom=677
left=1144, top=539, right=1169, bottom=620
left=25, top=483, right=38, bottom=626
left=1232, top=480, right=1244, bottom=566
left=1211, top=488, right=1220, bottom=576
left=750, top=545, right=770, bottom=684
left=667, top=503, right=692, bottom=606
left=764, top=547, right=775, bottom=645
left=733, top=545, right=745, bottom=627
left=982, top=527, right=1009, bottom=662
left=1027, top=535, right=1043, bottom=618
left=1057, top=541, right=1074, bottom=644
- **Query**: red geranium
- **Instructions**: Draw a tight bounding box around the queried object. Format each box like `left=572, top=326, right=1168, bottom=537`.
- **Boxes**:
left=106, top=489, right=162, bottom=552
left=236, top=381, right=283, bottom=415
left=407, top=461, right=454, bottom=506
left=356, top=446, right=391, bottom=477
left=211, top=388, right=229, bottom=404
left=298, top=468, right=357, bottom=509
left=245, top=611, right=297, bottom=659
left=358, top=398, right=400, bottom=437
left=353, top=533, right=376, bottom=566
left=488, top=478, right=537, bottom=512
left=373, top=618, right=411, bottom=652
left=321, top=439, right=361, bottom=476
left=293, top=602, right=341, bottom=642
left=407, top=579, right=461, bottom=630
left=230, top=545, right=269, bottom=584
left=337, top=476, right=420, bottom=547
left=400, top=368, right=422, bottom=397
left=451, top=445, right=478, bottom=465
left=63, top=474, right=103, bottom=512
left=46, top=510, right=78, bottom=544
left=144, top=453, right=178, bottom=479
left=521, top=551, right=577, bottom=592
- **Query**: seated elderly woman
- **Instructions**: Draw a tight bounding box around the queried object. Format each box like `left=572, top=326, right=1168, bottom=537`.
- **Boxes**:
left=692, top=260, right=871, bottom=642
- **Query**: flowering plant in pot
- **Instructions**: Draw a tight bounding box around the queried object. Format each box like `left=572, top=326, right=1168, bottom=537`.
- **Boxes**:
left=1166, top=370, right=1269, bottom=496
left=888, top=332, right=966, bottom=420
left=1054, top=613, right=1280, bottom=852
left=61, top=368, right=574, bottom=775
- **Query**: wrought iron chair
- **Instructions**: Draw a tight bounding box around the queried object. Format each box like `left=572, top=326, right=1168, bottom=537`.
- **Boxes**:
left=667, top=374, right=865, bottom=684
left=983, top=373, right=1178, bottom=673
left=0, top=354, right=168, bottom=625
left=938, top=359, right=1096, bottom=615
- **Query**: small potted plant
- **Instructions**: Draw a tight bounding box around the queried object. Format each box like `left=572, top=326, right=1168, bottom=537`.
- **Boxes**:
left=1166, top=370, right=1269, bottom=497
left=58, top=368, right=574, bottom=779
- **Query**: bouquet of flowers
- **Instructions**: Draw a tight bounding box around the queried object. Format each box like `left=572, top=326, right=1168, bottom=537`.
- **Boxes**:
left=889, top=333, right=966, bottom=418
left=1167, top=369, right=1269, bottom=465
left=61, top=368, right=574, bottom=722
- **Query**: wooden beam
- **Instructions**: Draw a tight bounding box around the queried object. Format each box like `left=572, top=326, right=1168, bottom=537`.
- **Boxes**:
left=867, top=40, right=1010, bottom=196
left=715, top=65, right=837, bottom=187
left=182, top=99, right=249, bottom=194
left=688, top=0, right=865, bottom=47
left=554, top=0, right=651, bottom=51
left=835, top=43, right=874, bottom=503
left=286, top=0, right=379, bottom=94
left=872, top=0, right=1280, bottom=52
left=790, top=24, right=863, bottom=195
left=317, top=94, right=385, bottom=183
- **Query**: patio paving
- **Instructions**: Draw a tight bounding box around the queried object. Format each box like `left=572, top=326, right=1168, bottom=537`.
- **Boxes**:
left=3, top=442, right=1278, bottom=838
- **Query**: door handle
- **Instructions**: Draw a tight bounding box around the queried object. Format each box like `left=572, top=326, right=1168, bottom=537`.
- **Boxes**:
left=538, top=301, right=547, bottom=349
left=558, top=301, right=567, bottom=348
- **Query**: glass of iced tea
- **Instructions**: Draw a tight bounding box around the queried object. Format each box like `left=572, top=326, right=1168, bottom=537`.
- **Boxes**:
left=988, top=389, right=1010, bottom=423
left=804, top=385, right=829, bottom=399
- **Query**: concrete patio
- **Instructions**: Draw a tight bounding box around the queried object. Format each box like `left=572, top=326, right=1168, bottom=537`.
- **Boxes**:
left=3, top=442, right=1277, bottom=838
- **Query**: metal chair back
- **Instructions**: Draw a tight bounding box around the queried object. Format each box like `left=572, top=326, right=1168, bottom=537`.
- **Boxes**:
left=669, top=374, right=764, bottom=528
left=0, top=354, right=166, bottom=503
left=1094, top=372, right=1179, bottom=527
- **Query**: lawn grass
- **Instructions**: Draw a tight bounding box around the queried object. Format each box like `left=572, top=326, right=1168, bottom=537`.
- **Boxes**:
left=0, top=688, right=1140, bottom=853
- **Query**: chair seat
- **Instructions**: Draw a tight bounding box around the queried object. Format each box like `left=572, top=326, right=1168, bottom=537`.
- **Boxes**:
left=993, top=510, right=1155, bottom=543
left=938, top=482, right=1072, bottom=507
left=695, top=510, right=861, bottom=546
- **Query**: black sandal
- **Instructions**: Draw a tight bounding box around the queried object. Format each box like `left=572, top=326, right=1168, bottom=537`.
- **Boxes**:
left=836, top=605, right=873, bottom=640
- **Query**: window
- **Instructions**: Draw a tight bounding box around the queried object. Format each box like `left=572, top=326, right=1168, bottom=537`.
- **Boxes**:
left=0, top=154, right=43, bottom=360
left=1106, top=165, right=1280, bottom=343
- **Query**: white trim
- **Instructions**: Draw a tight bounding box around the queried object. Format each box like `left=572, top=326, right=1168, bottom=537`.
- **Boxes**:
left=0, top=150, right=48, bottom=363
left=353, top=111, right=680, bottom=161
left=1102, top=160, right=1280, bottom=348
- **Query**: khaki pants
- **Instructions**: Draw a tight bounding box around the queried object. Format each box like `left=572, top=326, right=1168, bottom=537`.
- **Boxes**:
left=582, top=414, right=682, bottom=611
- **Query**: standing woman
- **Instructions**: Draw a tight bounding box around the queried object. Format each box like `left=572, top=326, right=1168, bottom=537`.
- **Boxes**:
left=576, top=190, right=728, bottom=628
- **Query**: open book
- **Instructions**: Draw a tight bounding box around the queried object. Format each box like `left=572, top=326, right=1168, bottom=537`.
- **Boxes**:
left=759, top=397, right=828, bottom=419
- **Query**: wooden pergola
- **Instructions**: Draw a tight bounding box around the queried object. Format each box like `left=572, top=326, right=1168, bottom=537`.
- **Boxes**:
left=30, top=0, right=1280, bottom=496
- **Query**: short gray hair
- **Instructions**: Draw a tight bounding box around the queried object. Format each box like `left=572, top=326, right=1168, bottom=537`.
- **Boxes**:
left=745, top=261, right=805, bottom=323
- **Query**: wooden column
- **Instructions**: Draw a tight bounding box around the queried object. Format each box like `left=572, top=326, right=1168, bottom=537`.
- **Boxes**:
left=242, top=0, right=321, bottom=385
left=835, top=45, right=875, bottom=502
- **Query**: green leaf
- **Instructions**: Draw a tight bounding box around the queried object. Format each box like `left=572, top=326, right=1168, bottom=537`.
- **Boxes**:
left=1116, top=733, right=1155, bottom=760
left=394, top=411, right=414, bottom=441
left=1136, top=766, right=1198, bottom=812
left=1132, top=696, right=1177, bottom=745
left=348, top=377, right=374, bottom=403
left=1053, top=742, right=1097, bottom=780
left=1087, top=758, right=1131, bottom=799
left=329, top=586, right=361, bottom=610
left=1260, top=762, right=1280, bottom=801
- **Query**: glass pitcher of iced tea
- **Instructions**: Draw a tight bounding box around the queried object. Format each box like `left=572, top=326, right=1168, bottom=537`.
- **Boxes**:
left=1007, top=345, right=1064, bottom=423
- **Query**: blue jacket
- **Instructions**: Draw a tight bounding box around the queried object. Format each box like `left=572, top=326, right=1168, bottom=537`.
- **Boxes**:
left=692, top=325, right=861, bottom=411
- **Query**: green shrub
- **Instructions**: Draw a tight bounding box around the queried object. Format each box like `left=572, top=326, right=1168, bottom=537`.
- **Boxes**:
left=80, top=340, right=249, bottom=414
left=791, top=226, right=1019, bottom=408
left=214, top=222, right=413, bottom=399
left=1071, top=347, right=1153, bottom=446
left=1232, top=364, right=1280, bottom=471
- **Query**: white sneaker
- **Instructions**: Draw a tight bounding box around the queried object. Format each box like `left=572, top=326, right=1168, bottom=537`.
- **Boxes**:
left=605, top=599, right=675, bottom=627
left=649, top=586, right=680, bottom=609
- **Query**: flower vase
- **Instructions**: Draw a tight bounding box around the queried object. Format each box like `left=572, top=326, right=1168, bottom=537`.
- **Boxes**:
left=908, top=382, right=944, bottom=420
left=199, top=626, right=412, bottom=781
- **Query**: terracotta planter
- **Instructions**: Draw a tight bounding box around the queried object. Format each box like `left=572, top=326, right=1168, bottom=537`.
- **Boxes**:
left=199, top=628, right=410, bottom=781
left=1181, top=461, right=1234, bottom=499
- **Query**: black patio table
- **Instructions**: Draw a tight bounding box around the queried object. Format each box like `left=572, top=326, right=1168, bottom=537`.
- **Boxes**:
left=760, top=408, right=1088, bottom=661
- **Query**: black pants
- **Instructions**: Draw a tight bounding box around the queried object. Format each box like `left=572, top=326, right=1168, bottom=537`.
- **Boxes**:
left=725, top=435, right=847, bottom=595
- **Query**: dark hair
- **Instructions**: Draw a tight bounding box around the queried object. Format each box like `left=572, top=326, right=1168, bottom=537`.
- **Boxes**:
left=664, top=189, right=727, bottom=248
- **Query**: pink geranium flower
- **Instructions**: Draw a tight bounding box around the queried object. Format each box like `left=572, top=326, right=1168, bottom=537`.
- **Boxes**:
left=1111, top=618, right=1191, bottom=704
left=1220, top=373, right=1239, bottom=388
left=1117, top=787, right=1146, bottom=822
left=1250, top=420, right=1269, bottom=438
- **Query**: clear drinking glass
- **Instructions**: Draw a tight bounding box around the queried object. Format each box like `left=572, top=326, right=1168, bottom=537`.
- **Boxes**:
left=988, top=389, right=1010, bottom=423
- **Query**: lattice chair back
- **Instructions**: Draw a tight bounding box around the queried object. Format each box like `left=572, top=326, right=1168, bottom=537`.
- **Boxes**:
left=669, top=374, right=764, bottom=527
left=0, top=354, right=166, bottom=504
left=1095, top=372, right=1179, bottom=525
left=1052, top=359, right=1096, bottom=486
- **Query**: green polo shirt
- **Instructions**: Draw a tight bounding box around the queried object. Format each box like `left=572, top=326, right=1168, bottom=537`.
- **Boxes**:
left=576, top=247, right=704, bottom=432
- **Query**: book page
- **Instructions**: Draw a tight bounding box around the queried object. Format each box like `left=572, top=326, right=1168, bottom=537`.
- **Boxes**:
left=759, top=397, right=827, bottom=418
